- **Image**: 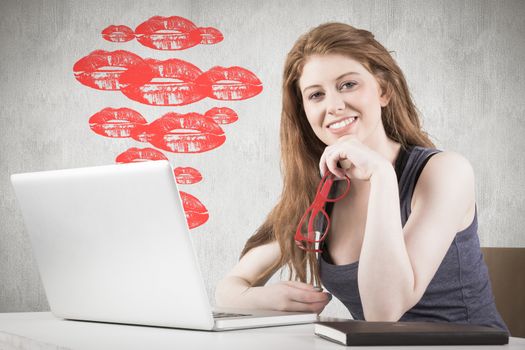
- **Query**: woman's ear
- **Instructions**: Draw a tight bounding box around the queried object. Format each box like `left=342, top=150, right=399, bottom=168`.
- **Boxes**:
left=379, top=82, right=392, bottom=107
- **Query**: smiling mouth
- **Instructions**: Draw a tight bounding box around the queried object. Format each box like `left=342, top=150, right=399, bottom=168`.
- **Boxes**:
left=327, top=116, right=357, bottom=129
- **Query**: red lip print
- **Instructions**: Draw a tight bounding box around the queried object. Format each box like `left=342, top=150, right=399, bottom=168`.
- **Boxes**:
left=89, top=107, right=147, bottom=138
left=196, top=66, right=263, bottom=100
left=101, top=25, right=135, bottom=42
left=174, top=167, right=203, bottom=184
left=198, top=27, right=224, bottom=45
left=147, top=112, right=226, bottom=153
left=73, top=50, right=149, bottom=90
left=115, top=147, right=168, bottom=163
left=134, top=16, right=202, bottom=50
left=204, top=107, right=238, bottom=125
left=180, top=191, right=209, bottom=229
left=129, top=113, right=178, bottom=143
left=120, top=58, right=206, bottom=106
left=129, top=123, right=156, bottom=143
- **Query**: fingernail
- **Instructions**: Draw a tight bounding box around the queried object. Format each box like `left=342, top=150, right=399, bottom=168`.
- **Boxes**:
left=327, top=293, right=332, bottom=300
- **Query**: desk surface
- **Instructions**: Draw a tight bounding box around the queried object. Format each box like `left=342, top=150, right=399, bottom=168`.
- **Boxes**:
left=0, top=312, right=524, bottom=350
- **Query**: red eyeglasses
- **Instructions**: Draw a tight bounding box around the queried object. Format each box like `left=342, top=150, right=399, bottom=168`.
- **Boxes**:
left=294, top=171, right=351, bottom=253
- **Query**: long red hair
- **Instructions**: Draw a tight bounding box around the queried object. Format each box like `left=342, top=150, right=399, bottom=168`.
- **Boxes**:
left=241, top=23, right=434, bottom=286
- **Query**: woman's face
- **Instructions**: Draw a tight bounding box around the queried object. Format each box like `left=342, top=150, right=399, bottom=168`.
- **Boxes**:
left=298, top=54, right=390, bottom=146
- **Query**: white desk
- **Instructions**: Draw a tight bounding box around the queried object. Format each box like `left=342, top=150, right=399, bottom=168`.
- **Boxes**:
left=0, top=312, right=524, bottom=350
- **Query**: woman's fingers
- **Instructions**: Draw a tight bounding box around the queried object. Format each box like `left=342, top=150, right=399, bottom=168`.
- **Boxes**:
left=319, top=142, right=354, bottom=179
left=324, top=150, right=348, bottom=179
left=319, top=151, right=329, bottom=177
left=284, top=299, right=330, bottom=313
left=319, top=136, right=387, bottom=181
left=283, top=283, right=331, bottom=303
left=320, top=147, right=339, bottom=178
left=339, top=158, right=352, bottom=170
left=274, top=281, right=332, bottom=313
left=291, top=290, right=331, bottom=305
left=280, top=281, right=331, bottom=303
left=281, top=280, right=319, bottom=291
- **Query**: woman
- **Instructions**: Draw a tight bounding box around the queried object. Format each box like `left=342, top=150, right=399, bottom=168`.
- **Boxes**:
left=215, top=22, right=508, bottom=331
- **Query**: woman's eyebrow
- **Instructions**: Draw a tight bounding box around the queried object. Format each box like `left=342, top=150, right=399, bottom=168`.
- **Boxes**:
left=302, top=72, right=361, bottom=94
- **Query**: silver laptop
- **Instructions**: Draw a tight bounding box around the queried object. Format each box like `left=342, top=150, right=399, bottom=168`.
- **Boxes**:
left=10, top=160, right=317, bottom=331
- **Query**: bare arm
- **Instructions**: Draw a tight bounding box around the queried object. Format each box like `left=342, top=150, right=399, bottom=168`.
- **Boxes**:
left=215, top=241, right=331, bottom=313
left=320, top=136, right=475, bottom=321
left=215, top=241, right=280, bottom=309
left=359, top=151, right=475, bottom=320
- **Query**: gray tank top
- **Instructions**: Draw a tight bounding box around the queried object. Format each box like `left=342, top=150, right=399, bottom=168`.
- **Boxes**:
left=318, top=146, right=508, bottom=332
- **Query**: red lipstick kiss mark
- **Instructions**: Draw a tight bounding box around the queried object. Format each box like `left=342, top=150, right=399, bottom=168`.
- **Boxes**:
left=116, top=148, right=203, bottom=184
left=204, top=107, right=238, bottom=125
left=73, top=50, right=148, bottom=90
left=89, top=107, right=147, bottom=138
left=135, top=16, right=202, bottom=50
left=129, top=113, right=179, bottom=143
left=115, top=147, right=168, bottom=163
left=102, top=25, right=135, bottom=42
left=129, top=122, right=156, bottom=143
left=147, top=112, right=226, bottom=153
left=198, top=27, right=224, bottom=45
left=180, top=191, right=209, bottom=229
left=120, top=58, right=206, bottom=106
left=196, top=66, right=263, bottom=100
left=174, top=167, right=203, bottom=184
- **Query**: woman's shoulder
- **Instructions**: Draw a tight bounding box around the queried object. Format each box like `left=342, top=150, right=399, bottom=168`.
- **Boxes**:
left=424, top=150, right=474, bottom=178
left=414, top=149, right=475, bottom=202
left=408, top=148, right=476, bottom=233
left=408, top=146, right=473, bottom=175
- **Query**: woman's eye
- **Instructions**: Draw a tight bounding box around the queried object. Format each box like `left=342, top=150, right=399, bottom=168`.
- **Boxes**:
left=308, top=92, right=324, bottom=100
left=340, top=81, right=357, bottom=90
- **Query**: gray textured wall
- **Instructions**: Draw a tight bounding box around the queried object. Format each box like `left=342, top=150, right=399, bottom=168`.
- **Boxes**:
left=1, top=0, right=524, bottom=316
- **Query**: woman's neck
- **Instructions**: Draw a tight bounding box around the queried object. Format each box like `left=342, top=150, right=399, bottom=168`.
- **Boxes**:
left=377, top=137, right=402, bottom=167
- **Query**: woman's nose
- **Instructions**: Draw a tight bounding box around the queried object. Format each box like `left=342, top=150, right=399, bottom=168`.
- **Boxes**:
left=326, top=92, right=345, bottom=115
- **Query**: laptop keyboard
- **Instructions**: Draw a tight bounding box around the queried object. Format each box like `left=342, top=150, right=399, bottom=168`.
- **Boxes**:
left=212, top=311, right=252, bottom=319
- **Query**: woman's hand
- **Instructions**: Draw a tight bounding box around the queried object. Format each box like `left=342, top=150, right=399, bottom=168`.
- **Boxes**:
left=319, top=135, right=391, bottom=180
left=251, top=281, right=331, bottom=314
left=216, top=242, right=330, bottom=314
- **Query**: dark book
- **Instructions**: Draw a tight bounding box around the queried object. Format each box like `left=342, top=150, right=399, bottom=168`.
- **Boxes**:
left=314, top=319, right=509, bottom=346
